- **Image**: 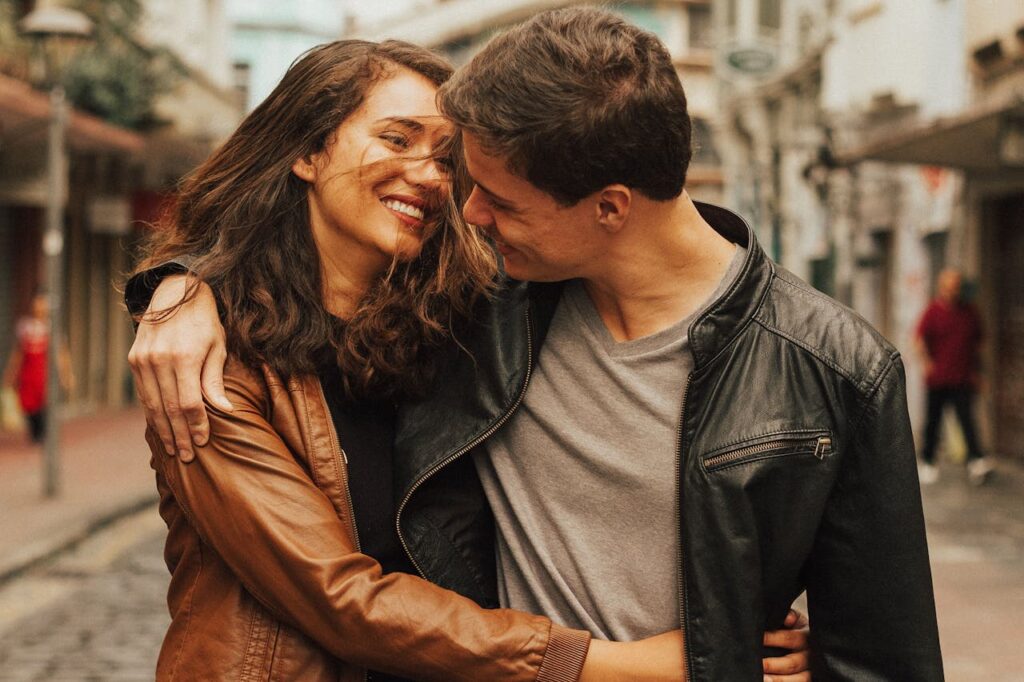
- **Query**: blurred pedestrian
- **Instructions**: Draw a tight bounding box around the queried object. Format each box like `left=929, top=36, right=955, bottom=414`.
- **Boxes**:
left=915, top=268, right=993, bottom=485
left=1, top=293, right=72, bottom=444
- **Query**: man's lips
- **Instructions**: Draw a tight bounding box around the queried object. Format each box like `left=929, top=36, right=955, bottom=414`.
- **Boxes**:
left=495, top=242, right=516, bottom=256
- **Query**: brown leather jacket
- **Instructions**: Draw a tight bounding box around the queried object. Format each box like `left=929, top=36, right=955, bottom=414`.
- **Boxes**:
left=149, top=358, right=591, bottom=681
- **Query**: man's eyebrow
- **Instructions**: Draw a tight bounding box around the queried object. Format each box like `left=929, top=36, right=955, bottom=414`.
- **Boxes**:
left=470, top=175, right=516, bottom=209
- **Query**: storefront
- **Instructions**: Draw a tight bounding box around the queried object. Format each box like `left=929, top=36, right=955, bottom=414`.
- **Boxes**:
left=842, top=99, right=1024, bottom=460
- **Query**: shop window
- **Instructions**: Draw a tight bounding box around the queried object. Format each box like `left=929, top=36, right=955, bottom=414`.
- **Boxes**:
left=810, top=249, right=836, bottom=298
left=759, top=0, right=781, bottom=31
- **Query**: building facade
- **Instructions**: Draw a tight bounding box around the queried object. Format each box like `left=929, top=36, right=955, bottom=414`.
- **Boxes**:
left=0, top=0, right=242, bottom=421
left=226, top=0, right=347, bottom=113
left=715, top=0, right=1023, bottom=460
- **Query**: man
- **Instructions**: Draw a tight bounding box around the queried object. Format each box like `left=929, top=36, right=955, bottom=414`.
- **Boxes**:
left=916, top=268, right=993, bottom=485
left=127, top=8, right=942, bottom=680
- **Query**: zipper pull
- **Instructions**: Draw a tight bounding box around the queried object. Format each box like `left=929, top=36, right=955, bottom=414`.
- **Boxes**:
left=813, top=436, right=832, bottom=460
left=341, top=448, right=349, bottom=465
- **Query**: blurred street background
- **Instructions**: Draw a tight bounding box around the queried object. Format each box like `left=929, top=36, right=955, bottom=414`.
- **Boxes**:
left=1, top=0, right=1022, bottom=679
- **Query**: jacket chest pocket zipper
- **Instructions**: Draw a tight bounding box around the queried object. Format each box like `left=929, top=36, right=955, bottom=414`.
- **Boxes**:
left=703, top=433, right=832, bottom=473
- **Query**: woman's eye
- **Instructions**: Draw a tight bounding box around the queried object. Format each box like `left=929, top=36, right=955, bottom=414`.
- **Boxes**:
left=380, top=132, right=410, bottom=149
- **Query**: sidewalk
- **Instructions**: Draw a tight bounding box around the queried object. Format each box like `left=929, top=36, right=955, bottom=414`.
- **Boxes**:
left=0, top=408, right=157, bottom=585
left=921, top=458, right=1024, bottom=680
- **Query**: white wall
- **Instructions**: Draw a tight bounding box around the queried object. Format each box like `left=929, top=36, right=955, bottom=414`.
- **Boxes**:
left=823, top=0, right=966, bottom=118
left=144, top=0, right=233, bottom=89
left=226, top=0, right=347, bottom=112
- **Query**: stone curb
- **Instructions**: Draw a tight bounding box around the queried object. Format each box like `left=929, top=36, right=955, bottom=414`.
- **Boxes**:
left=0, top=494, right=159, bottom=589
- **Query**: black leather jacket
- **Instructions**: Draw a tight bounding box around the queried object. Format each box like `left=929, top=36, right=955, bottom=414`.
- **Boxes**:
left=128, top=202, right=943, bottom=681
left=393, top=203, right=944, bottom=681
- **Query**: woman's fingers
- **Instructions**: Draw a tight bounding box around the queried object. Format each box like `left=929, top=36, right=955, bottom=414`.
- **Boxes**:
left=784, top=608, right=809, bottom=629
left=763, top=648, right=810, bottom=678
left=764, top=626, right=809, bottom=651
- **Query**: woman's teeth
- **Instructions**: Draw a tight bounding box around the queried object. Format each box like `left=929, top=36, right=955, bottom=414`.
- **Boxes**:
left=382, top=198, right=424, bottom=221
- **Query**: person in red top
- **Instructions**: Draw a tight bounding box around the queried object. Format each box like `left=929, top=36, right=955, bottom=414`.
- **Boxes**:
left=915, top=268, right=993, bottom=484
left=2, top=293, right=72, bottom=443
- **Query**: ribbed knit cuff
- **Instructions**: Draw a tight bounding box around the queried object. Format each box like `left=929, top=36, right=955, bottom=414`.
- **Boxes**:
left=535, top=623, right=591, bottom=682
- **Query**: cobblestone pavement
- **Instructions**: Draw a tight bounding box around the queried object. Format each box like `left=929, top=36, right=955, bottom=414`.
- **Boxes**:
left=0, top=462, right=1022, bottom=680
left=0, top=511, right=168, bottom=681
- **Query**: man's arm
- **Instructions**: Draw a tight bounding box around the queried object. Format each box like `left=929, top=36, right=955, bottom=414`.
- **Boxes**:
left=127, top=274, right=229, bottom=461
left=803, top=354, right=944, bottom=680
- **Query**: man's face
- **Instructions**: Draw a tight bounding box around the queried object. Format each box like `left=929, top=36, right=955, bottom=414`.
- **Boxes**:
left=460, top=132, right=601, bottom=282
left=937, top=270, right=962, bottom=302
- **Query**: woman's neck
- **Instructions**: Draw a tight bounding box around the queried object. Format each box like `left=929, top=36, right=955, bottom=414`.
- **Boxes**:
left=309, top=208, right=389, bottom=320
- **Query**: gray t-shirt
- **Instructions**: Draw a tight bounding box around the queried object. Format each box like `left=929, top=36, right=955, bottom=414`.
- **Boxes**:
left=474, top=246, right=745, bottom=641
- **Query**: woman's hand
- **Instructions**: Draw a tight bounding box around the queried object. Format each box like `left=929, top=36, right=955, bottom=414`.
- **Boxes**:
left=127, top=274, right=230, bottom=461
left=580, top=631, right=684, bottom=682
left=763, top=608, right=810, bottom=682
left=579, top=609, right=811, bottom=682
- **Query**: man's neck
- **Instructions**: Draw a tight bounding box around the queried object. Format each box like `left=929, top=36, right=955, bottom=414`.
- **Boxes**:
left=581, top=193, right=736, bottom=342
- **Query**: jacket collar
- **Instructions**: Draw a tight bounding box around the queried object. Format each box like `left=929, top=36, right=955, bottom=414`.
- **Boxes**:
left=686, top=201, right=774, bottom=369
left=528, top=202, right=774, bottom=370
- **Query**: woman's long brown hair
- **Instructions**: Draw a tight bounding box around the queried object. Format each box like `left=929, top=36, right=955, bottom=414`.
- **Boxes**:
left=133, top=40, right=497, bottom=398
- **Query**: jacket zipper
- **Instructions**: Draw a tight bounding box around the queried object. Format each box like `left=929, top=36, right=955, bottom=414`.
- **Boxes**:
left=316, top=382, right=362, bottom=553
left=703, top=434, right=831, bottom=471
left=675, top=373, right=694, bottom=682
left=315, top=382, right=367, bottom=682
left=395, top=307, right=534, bottom=579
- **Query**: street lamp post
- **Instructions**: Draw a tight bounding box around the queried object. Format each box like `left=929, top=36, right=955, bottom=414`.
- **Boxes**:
left=19, top=4, right=94, bottom=498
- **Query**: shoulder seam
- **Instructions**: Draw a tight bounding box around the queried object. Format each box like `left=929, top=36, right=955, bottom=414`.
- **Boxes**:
left=752, top=317, right=866, bottom=392
left=850, top=351, right=900, bottom=432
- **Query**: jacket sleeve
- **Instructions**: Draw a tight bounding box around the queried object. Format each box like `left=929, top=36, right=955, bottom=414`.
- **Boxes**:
left=803, top=353, right=944, bottom=681
left=149, top=360, right=590, bottom=682
left=124, top=256, right=197, bottom=319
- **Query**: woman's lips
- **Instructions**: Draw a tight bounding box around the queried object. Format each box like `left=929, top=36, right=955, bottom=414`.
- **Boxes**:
left=380, top=196, right=426, bottom=229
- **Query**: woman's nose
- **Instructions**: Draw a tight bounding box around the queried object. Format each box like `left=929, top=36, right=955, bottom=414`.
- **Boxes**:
left=405, top=153, right=445, bottom=189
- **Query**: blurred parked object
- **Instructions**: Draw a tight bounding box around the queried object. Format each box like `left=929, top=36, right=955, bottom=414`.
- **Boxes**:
left=0, top=386, right=25, bottom=434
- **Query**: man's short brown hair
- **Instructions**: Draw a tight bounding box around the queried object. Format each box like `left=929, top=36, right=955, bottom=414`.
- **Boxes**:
left=439, top=6, right=692, bottom=205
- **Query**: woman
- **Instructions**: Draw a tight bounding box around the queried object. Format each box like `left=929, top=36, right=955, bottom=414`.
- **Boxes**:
left=133, top=39, right=706, bottom=681
left=2, top=293, right=72, bottom=443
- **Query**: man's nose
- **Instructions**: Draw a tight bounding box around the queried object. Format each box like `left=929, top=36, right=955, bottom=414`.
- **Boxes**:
left=462, top=185, right=492, bottom=227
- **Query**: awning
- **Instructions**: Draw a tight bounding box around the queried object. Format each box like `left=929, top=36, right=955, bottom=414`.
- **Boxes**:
left=837, top=98, right=1024, bottom=171
left=0, top=73, right=144, bottom=154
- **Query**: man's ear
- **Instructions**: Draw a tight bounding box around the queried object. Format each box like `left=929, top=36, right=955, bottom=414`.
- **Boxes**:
left=595, top=185, right=631, bottom=233
left=292, top=154, right=318, bottom=183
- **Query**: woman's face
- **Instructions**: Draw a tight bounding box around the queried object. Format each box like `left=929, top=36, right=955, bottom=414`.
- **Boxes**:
left=295, top=67, right=452, bottom=275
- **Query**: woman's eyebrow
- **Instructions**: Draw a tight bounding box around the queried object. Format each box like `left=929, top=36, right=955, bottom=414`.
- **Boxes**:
left=376, top=116, right=426, bottom=131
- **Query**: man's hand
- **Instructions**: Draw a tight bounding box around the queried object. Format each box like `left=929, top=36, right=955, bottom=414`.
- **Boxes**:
left=763, top=608, right=810, bottom=682
left=127, top=275, right=230, bottom=461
